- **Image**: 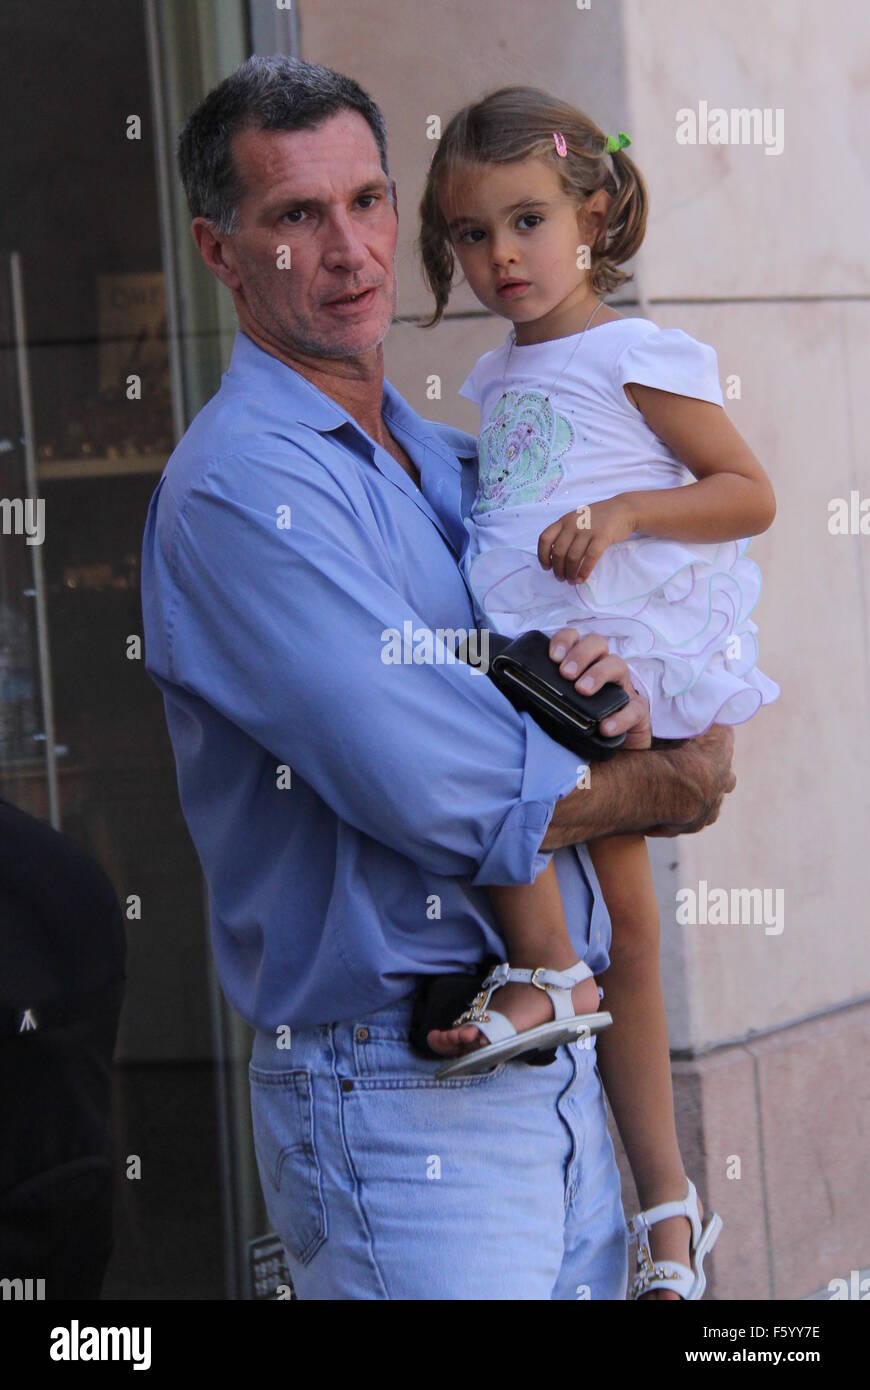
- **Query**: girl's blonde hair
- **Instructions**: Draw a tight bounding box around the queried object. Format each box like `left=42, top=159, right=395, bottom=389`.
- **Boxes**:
left=418, top=86, right=648, bottom=327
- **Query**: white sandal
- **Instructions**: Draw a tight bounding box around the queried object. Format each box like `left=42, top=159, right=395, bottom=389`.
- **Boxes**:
left=627, top=1177, right=723, bottom=1299
left=433, top=959, right=612, bottom=1080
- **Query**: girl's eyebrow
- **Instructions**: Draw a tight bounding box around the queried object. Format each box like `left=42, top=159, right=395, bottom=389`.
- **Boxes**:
left=447, top=197, right=551, bottom=232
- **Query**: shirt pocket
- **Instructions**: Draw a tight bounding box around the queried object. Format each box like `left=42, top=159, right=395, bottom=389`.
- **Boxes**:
left=247, top=1065, right=326, bottom=1265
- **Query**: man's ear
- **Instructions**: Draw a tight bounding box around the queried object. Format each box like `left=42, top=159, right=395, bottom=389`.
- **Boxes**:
left=191, top=217, right=242, bottom=291
left=389, top=177, right=398, bottom=224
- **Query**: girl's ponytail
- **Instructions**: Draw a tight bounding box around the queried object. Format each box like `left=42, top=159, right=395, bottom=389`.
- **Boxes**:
left=591, top=140, right=648, bottom=295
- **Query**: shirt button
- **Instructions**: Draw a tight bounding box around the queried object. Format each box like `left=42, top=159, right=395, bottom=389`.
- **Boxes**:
left=355, top=1027, right=369, bottom=1041
left=341, top=1079, right=354, bottom=1093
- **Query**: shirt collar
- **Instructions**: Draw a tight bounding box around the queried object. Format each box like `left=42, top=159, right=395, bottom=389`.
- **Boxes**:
left=227, top=329, right=348, bottom=432
left=226, top=330, right=472, bottom=559
left=226, top=329, right=474, bottom=472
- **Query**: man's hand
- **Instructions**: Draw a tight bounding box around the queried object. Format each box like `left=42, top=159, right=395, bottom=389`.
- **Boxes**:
left=547, top=627, right=650, bottom=750
left=646, top=725, right=737, bottom=836
left=539, top=630, right=737, bottom=851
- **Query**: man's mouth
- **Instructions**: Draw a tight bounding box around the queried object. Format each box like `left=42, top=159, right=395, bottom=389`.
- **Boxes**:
left=325, top=286, right=379, bottom=307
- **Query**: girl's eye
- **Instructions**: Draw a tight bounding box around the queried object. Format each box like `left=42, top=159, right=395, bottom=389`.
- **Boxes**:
left=458, top=229, right=486, bottom=244
left=517, top=214, right=543, bottom=230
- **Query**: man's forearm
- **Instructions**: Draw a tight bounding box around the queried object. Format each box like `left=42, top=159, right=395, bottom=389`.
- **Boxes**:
left=540, top=743, right=701, bottom=849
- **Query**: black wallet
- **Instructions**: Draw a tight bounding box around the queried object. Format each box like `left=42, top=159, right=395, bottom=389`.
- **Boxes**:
left=458, top=628, right=630, bottom=762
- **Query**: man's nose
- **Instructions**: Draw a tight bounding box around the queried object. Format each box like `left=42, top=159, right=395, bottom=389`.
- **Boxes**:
left=321, top=212, right=368, bottom=271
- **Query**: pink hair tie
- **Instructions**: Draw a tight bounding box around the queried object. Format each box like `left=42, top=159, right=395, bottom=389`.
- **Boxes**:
left=553, top=131, right=567, bottom=157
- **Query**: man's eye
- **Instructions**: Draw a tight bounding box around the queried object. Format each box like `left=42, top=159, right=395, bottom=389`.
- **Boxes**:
left=282, top=209, right=306, bottom=224
left=357, top=194, right=378, bottom=208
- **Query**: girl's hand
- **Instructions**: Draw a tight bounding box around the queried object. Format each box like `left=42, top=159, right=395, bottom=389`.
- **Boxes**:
left=538, top=496, right=635, bottom=583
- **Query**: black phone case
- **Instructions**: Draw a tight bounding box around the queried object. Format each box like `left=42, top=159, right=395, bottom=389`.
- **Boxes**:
left=478, top=629, right=630, bottom=762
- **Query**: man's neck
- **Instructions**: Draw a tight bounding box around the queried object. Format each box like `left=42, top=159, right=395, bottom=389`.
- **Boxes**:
left=240, top=319, right=388, bottom=443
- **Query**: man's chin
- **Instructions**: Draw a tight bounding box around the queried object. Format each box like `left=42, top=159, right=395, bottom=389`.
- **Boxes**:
left=311, top=304, right=393, bottom=357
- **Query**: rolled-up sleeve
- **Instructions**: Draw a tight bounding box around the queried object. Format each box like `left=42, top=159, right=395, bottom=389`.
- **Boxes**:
left=161, top=451, right=585, bottom=886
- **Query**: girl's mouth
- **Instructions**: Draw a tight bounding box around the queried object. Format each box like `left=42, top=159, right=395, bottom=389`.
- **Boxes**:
left=496, top=281, right=531, bottom=299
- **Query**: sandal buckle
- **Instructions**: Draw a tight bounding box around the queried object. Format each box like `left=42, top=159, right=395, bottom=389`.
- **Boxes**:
left=530, top=967, right=553, bottom=992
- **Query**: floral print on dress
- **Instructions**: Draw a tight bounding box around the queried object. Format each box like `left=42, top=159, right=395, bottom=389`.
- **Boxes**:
left=472, top=390, right=574, bottom=516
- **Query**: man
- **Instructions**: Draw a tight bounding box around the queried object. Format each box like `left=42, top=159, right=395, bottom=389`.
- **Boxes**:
left=140, top=55, right=734, bottom=1300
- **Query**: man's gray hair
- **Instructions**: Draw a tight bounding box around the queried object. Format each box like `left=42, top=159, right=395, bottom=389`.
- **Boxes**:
left=177, top=54, right=390, bottom=234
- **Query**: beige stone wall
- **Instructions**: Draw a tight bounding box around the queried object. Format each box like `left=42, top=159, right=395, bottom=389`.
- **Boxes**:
left=619, top=0, right=870, bottom=1052
left=292, top=0, right=870, bottom=1294
left=296, top=0, right=869, bottom=1046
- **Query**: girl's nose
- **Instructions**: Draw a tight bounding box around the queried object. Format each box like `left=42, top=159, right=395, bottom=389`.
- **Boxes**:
left=490, top=239, right=518, bottom=270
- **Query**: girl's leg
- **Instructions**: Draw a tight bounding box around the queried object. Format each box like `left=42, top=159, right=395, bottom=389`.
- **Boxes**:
left=426, top=858, right=601, bottom=1055
left=588, top=832, right=699, bottom=1301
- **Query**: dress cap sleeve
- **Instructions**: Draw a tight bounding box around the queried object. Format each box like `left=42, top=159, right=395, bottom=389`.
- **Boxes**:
left=458, top=361, right=481, bottom=403
left=615, top=326, right=724, bottom=408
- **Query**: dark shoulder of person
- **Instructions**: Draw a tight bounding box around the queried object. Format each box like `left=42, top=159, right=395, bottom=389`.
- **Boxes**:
left=0, top=796, right=126, bottom=1006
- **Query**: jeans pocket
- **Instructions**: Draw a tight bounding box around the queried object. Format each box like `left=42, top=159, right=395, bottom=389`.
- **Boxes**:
left=248, top=1065, right=327, bottom=1265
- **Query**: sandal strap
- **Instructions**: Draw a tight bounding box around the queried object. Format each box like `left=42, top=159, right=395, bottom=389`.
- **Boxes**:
left=500, top=962, right=593, bottom=989
left=468, top=1008, right=515, bottom=1046
left=451, top=958, right=594, bottom=1030
left=628, top=1177, right=702, bottom=1245
left=628, top=1180, right=722, bottom=1300
left=630, top=1258, right=696, bottom=1300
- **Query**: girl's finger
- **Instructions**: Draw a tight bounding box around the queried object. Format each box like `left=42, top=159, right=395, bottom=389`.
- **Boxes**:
left=537, top=521, right=565, bottom=569
left=550, top=530, right=583, bottom=581
left=563, top=534, right=593, bottom=581
left=574, top=543, right=605, bottom=583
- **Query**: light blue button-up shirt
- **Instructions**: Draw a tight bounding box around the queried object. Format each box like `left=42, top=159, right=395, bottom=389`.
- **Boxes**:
left=140, top=330, right=611, bottom=1030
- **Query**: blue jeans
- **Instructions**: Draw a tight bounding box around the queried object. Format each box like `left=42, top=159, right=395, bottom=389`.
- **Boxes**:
left=249, top=991, right=628, bottom=1299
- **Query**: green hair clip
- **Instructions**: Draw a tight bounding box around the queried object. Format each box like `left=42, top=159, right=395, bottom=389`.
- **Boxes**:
left=605, top=131, right=631, bottom=153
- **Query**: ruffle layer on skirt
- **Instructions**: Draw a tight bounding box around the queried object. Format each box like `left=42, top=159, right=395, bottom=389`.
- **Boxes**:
left=463, top=533, right=781, bottom=739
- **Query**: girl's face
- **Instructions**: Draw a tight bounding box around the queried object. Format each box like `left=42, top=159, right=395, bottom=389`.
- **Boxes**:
left=442, top=156, right=602, bottom=329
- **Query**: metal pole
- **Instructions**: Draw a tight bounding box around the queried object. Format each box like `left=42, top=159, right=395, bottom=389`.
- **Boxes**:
left=9, top=252, right=61, bottom=831
left=143, top=0, right=187, bottom=443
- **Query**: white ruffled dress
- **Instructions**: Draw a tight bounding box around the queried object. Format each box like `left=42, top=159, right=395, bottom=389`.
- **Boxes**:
left=459, top=318, right=779, bottom=740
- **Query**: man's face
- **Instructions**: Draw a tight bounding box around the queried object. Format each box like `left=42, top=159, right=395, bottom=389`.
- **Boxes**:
left=220, top=110, right=398, bottom=357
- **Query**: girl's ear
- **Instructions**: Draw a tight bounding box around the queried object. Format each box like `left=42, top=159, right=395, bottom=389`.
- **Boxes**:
left=576, top=187, right=612, bottom=251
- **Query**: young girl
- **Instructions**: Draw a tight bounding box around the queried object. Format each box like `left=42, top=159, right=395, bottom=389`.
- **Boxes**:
left=416, top=87, right=779, bottom=1300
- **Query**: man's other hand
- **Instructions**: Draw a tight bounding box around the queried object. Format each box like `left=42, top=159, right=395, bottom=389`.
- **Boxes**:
left=547, top=628, right=651, bottom=750
left=646, top=725, right=737, bottom=836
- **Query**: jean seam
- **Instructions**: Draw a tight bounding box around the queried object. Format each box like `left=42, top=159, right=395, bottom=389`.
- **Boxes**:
left=558, top=1045, right=582, bottom=1206
left=329, top=1025, right=390, bottom=1298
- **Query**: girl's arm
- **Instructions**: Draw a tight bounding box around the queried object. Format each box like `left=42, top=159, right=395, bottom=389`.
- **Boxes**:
left=618, top=383, right=776, bottom=542
left=539, top=387, right=776, bottom=584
